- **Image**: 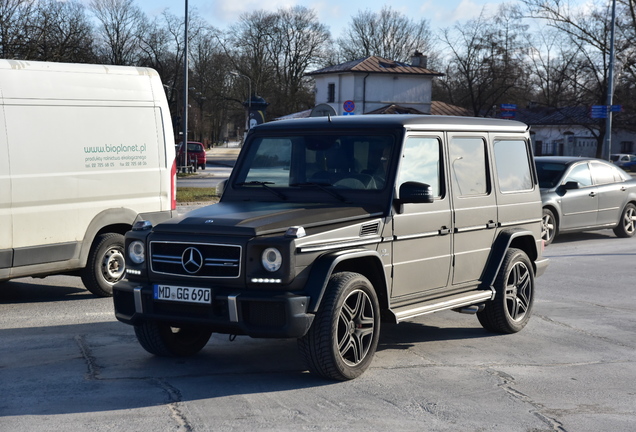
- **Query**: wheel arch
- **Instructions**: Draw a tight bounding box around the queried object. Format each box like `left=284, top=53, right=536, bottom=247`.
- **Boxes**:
left=543, top=204, right=561, bottom=234
left=482, top=228, right=539, bottom=289
left=78, top=208, right=137, bottom=266
left=304, top=249, right=389, bottom=314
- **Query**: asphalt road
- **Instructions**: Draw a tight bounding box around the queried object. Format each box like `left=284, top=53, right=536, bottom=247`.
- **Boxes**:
left=1, top=231, right=635, bottom=431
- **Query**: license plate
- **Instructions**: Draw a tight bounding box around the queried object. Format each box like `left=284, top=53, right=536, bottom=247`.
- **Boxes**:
left=153, top=285, right=212, bottom=304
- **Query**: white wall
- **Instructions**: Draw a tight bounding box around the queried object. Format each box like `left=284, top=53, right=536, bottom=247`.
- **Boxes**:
left=313, top=72, right=434, bottom=115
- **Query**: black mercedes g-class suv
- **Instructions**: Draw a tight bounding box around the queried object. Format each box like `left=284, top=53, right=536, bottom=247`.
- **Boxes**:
left=113, top=115, right=548, bottom=380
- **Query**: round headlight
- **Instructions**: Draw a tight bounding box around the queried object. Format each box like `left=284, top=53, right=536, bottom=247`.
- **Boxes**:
left=128, top=240, right=145, bottom=264
left=261, top=247, right=282, bottom=272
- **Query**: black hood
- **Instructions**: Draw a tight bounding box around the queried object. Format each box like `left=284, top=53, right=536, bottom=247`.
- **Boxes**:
left=153, top=201, right=384, bottom=236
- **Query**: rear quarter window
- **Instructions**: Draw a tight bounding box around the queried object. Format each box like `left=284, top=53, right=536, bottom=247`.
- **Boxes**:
left=493, top=139, right=534, bottom=192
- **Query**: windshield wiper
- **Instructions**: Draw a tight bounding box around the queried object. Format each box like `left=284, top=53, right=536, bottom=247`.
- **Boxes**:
left=290, top=182, right=348, bottom=203
left=236, top=181, right=287, bottom=200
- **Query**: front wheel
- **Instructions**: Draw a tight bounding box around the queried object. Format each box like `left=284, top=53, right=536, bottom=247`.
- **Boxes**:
left=81, top=233, right=125, bottom=297
left=134, top=320, right=212, bottom=357
left=613, top=203, right=636, bottom=238
left=298, top=272, right=380, bottom=381
left=541, top=208, right=557, bottom=246
left=477, top=248, right=534, bottom=334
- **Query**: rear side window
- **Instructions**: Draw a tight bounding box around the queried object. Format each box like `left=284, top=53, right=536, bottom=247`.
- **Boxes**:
left=449, top=137, right=489, bottom=196
left=494, top=139, right=533, bottom=192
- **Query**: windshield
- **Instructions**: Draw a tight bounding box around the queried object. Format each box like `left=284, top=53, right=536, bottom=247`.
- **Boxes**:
left=234, top=134, right=395, bottom=192
left=536, top=161, right=567, bottom=188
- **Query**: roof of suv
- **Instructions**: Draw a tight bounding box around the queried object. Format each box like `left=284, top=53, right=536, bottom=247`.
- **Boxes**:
left=253, top=114, right=528, bottom=133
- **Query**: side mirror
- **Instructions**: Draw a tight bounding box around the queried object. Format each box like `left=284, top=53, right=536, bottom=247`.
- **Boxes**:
left=562, top=181, right=579, bottom=190
left=397, top=182, right=434, bottom=205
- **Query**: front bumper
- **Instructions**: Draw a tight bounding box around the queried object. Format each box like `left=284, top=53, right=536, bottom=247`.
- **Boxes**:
left=113, top=280, right=314, bottom=338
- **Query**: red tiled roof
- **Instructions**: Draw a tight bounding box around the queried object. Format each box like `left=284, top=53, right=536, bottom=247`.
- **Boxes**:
left=430, top=101, right=473, bottom=116
left=307, top=56, right=443, bottom=76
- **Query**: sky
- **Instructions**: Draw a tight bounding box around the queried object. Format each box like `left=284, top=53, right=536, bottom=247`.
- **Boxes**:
left=134, top=0, right=513, bottom=38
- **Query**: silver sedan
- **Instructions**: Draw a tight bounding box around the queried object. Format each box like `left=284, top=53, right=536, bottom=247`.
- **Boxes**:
left=536, top=156, right=636, bottom=245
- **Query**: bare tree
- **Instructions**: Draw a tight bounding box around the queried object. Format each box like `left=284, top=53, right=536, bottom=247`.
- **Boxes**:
left=521, top=0, right=634, bottom=155
left=0, top=0, right=35, bottom=59
left=336, top=6, right=434, bottom=64
left=438, top=5, right=532, bottom=117
left=30, top=0, right=95, bottom=62
left=89, top=0, right=146, bottom=65
left=267, top=6, right=331, bottom=116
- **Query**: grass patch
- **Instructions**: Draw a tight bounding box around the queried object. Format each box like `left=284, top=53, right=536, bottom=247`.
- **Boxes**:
left=176, top=187, right=219, bottom=204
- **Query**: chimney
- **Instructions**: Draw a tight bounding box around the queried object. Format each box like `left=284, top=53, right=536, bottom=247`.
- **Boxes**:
left=411, top=51, right=427, bottom=69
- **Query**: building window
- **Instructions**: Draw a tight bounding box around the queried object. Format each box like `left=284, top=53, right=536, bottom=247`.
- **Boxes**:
left=620, top=141, right=634, bottom=153
left=327, top=83, right=335, bottom=103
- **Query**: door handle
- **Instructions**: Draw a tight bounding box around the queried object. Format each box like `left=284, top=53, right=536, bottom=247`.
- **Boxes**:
left=486, top=220, right=498, bottom=229
left=589, top=191, right=597, bottom=197
left=439, top=226, right=451, bottom=235
left=621, top=186, right=627, bottom=192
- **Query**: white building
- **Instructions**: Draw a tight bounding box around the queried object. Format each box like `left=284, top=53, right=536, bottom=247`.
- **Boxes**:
left=306, top=52, right=443, bottom=116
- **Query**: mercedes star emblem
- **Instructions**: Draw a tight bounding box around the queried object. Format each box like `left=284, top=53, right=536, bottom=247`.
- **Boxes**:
left=181, top=247, right=204, bottom=274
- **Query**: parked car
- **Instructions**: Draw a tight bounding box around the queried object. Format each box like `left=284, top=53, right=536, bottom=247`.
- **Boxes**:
left=177, top=141, right=206, bottom=170
left=536, top=156, right=636, bottom=245
left=610, top=154, right=636, bottom=172
left=114, top=115, right=548, bottom=381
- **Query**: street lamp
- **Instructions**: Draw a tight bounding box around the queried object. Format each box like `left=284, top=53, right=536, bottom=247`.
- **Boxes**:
left=602, top=0, right=617, bottom=160
left=230, top=71, right=252, bottom=135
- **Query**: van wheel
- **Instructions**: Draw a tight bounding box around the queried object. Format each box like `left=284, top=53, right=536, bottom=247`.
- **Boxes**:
left=134, top=320, right=212, bottom=356
left=81, top=233, right=125, bottom=297
left=613, top=203, right=636, bottom=238
left=477, top=248, right=534, bottom=334
left=298, top=272, right=380, bottom=381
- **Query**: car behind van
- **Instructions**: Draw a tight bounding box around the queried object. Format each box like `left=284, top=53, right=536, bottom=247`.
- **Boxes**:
left=0, top=60, right=176, bottom=296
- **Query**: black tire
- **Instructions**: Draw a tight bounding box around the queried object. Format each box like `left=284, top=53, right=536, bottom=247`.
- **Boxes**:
left=541, top=208, right=557, bottom=246
left=134, top=320, right=212, bottom=357
left=298, top=272, right=380, bottom=381
left=612, top=203, right=636, bottom=238
left=477, top=248, right=534, bottom=334
left=81, top=233, right=125, bottom=297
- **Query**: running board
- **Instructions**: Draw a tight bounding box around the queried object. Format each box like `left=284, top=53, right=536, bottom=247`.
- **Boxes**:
left=392, top=290, right=494, bottom=322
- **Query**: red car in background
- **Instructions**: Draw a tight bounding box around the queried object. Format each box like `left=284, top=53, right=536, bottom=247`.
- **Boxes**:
left=177, top=141, right=207, bottom=170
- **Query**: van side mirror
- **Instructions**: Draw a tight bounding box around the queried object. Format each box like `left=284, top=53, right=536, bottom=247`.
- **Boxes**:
left=396, top=182, right=434, bottom=207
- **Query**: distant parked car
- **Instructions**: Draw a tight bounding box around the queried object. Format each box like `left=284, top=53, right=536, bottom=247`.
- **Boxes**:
left=536, top=156, right=636, bottom=245
left=610, top=154, right=636, bottom=172
left=177, top=141, right=206, bottom=170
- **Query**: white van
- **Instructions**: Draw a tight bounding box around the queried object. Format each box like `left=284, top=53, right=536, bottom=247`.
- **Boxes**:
left=0, top=60, right=176, bottom=296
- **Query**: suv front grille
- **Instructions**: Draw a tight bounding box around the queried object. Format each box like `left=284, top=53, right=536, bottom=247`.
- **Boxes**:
left=150, top=241, right=241, bottom=278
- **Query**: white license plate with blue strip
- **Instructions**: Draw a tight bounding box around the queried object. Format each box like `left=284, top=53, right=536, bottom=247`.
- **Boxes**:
left=153, top=285, right=212, bottom=304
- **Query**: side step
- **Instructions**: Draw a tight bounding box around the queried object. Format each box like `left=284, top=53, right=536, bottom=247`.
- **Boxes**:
left=391, top=290, right=494, bottom=322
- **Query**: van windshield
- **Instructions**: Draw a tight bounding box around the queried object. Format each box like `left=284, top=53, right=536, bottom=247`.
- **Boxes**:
left=234, top=134, right=395, bottom=191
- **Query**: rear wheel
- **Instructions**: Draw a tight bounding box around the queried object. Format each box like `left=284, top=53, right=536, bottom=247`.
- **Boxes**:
left=477, top=248, right=534, bottom=334
left=81, top=233, right=125, bottom=297
left=613, top=203, right=636, bottom=238
left=298, top=272, right=380, bottom=381
left=134, top=320, right=212, bottom=357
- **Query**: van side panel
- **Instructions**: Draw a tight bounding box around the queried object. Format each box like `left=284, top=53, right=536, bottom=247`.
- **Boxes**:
left=0, top=89, right=13, bottom=269
left=0, top=60, right=175, bottom=280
